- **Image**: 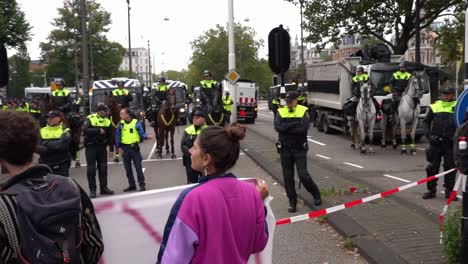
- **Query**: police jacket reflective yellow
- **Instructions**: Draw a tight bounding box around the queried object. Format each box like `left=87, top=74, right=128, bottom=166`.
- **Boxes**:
left=84, top=113, right=112, bottom=145
left=37, top=124, right=72, bottom=165
left=112, top=88, right=133, bottom=107
left=274, top=104, right=310, bottom=149
left=391, top=71, right=412, bottom=96
left=181, top=124, right=207, bottom=166
left=352, top=73, right=369, bottom=98
left=52, top=89, right=72, bottom=111
left=423, top=100, right=457, bottom=140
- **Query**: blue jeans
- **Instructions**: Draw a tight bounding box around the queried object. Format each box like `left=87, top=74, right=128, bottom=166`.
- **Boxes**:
left=121, top=145, right=145, bottom=187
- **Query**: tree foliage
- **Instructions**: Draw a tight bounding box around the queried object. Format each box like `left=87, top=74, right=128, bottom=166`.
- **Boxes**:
left=40, top=0, right=125, bottom=86
left=0, top=0, right=31, bottom=49
left=286, top=0, right=464, bottom=55
left=187, top=24, right=273, bottom=95
left=8, top=49, right=31, bottom=97
left=434, top=11, right=464, bottom=65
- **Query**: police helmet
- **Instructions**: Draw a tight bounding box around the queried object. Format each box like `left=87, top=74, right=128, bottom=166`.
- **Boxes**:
left=399, top=62, right=406, bottom=69
left=203, top=70, right=212, bottom=77
left=159, top=76, right=166, bottom=82
left=117, top=80, right=125, bottom=86
left=56, top=80, right=65, bottom=86
left=356, top=66, right=364, bottom=72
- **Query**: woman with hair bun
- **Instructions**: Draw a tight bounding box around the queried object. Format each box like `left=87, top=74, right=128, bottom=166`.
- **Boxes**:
left=157, top=123, right=269, bottom=264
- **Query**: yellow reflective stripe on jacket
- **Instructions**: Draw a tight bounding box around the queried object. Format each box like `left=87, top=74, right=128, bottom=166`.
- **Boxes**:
left=222, top=96, right=233, bottom=111
left=112, top=89, right=129, bottom=96
left=278, top=105, right=308, bottom=118
left=184, top=124, right=207, bottom=135
left=40, top=125, right=69, bottom=140
left=200, top=80, right=217, bottom=89
left=52, top=89, right=70, bottom=97
left=120, top=119, right=140, bottom=144
left=272, top=99, right=280, bottom=105
left=87, top=113, right=111, bottom=127
left=430, top=100, right=456, bottom=114
left=393, top=71, right=412, bottom=80
left=153, top=84, right=168, bottom=92
left=352, top=74, right=369, bottom=82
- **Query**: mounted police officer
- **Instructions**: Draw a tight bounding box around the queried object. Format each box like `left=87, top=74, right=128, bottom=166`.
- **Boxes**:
left=352, top=66, right=379, bottom=111
left=181, top=110, right=207, bottom=184
left=422, top=87, right=457, bottom=200
left=222, top=91, right=233, bottom=124
left=52, top=80, right=72, bottom=115
left=112, top=80, right=133, bottom=108
left=37, top=110, right=72, bottom=177
left=84, top=103, right=115, bottom=198
left=391, top=62, right=412, bottom=112
left=271, top=93, right=280, bottom=119
left=199, top=70, right=219, bottom=106
left=274, top=91, right=322, bottom=212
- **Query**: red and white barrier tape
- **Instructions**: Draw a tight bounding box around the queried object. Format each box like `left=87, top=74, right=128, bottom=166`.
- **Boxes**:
left=276, top=168, right=457, bottom=226
left=439, top=173, right=465, bottom=244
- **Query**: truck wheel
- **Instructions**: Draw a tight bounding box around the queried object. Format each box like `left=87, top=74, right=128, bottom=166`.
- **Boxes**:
left=316, top=115, right=323, bottom=132
left=313, top=112, right=321, bottom=129
left=321, top=115, right=331, bottom=134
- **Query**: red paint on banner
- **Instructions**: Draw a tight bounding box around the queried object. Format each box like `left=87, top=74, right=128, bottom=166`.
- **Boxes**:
left=254, top=253, right=262, bottom=264
left=122, top=203, right=164, bottom=244
left=94, top=201, right=115, bottom=214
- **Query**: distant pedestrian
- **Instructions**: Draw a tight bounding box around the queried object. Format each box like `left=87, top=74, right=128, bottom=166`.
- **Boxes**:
left=157, top=123, right=269, bottom=263
left=0, top=111, right=103, bottom=263
left=181, top=110, right=207, bottom=184
left=116, top=108, right=153, bottom=192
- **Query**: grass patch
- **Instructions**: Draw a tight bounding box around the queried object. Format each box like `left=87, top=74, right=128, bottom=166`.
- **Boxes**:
left=343, top=237, right=357, bottom=251
left=443, top=208, right=461, bottom=264
left=320, top=186, right=338, bottom=197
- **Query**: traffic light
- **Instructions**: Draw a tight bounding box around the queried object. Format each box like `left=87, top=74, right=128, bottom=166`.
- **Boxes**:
left=268, top=25, right=290, bottom=75
left=0, top=45, right=8, bottom=87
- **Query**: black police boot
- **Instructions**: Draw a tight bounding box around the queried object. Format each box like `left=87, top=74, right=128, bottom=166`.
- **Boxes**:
left=288, top=201, right=297, bottom=213
left=139, top=185, right=146, bottom=192
left=123, top=185, right=137, bottom=192
left=90, top=190, right=96, bottom=199
left=314, top=197, right=322, bottom=206
left=445, top=189, right=458, bottom=201
left=422, top=189, right=436, bottom=199
left=100, top=187, right=115, bottom=195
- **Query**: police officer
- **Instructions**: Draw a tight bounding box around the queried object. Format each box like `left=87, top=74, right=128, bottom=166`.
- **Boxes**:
left=116, top=108, right=153, bottom=192
left=37, top=110, right=72, bottom=177
left=84, top=103, right=115, bottom=198
left=391, top=62, right=412, bottom=111
left=199, top=70, right=219, bottom=105
left=297, top=90, right=307, bottom=107
left=181, top=110, right=207, bottom=184
left=352, top=66, right=369, bottom=99
left=422, top=87, right=457, bottom=200
left=52, top=80, right=72, bottom=115
left=274, top=91, right=322, bottom=212
left=112, top=80, right=133, bottom=108
left=28, top=100, right=41, bottom=120
left=222, top=91, right=233, bottom=124
left=271, top=94, right=280, bottom=119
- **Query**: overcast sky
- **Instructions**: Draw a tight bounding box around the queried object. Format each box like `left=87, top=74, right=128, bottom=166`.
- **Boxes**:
left=15, top=0, right=302, bottom=73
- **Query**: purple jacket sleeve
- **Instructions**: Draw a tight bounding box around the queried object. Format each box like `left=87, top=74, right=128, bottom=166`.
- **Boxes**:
left=160, top=217, right=199, bottom=264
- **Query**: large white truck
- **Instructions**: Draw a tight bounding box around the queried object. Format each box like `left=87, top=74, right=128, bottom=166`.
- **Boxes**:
left=306, top=58, right=435, bottom=137
left=224, top=79, right=258, bottom=124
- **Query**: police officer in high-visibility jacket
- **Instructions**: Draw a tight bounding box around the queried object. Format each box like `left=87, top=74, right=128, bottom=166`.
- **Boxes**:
left=84, top=103, right=115, bottom=198
left=274, top=91, right=321, bottom=213
left=112, top=80, right=133, bottom=108
left=199, top=70, right=219, bottom=105
left=271, top=95, right=280, bottom=119
left=422, top=87, right=457, bottom=200
left=52, top=80, right=72, bottom=114
left=37, top=110, right=72, bottom=177
left=391, top=62, right=412, bottom=110
left=150, top=76, right=169, bottom=127
left=181, top=110, right=207, bottom=184
left=222, top=91, right=233, bottom=124
left=116, top=108, right=153, bottom=192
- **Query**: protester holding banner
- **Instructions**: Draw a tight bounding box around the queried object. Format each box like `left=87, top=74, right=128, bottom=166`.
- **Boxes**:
left=157, top=123, right=269, bottom=264
left=181, top=110, right=207, bottom=184
left=0, top=111, right=104, bottom=263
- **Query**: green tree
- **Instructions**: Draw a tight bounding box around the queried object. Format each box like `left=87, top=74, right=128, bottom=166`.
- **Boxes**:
left=0, top=0, right=31, bottom=90
left=8, top=49, right=31, bottom=97
left=287, top=0, right=464, bottom=54
left=30, top=68, right=47, bottom=87
left=187, top=24, right=272, bottom=89
left=40, top=0, right=125, bottom=86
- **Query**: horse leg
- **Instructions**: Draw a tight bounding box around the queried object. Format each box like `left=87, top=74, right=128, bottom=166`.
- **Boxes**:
left=165, top=130, right=170, bottom=156
left=392, top=114, right=398, bottom=149
left=380, top=114, right=387, bottom=148
left=358, top=119, right=366, bottom=154
left=400, top=120, right=407, bottom=154
left=369, top=117, right=375, bottom=154
left=410, top=116, right=418, bottom=155
left=170, top=129, right=176, bottom=159
left=350, top=118, right=357, bottom=149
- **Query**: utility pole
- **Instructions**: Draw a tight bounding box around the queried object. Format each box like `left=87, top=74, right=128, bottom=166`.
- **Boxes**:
left=414, top=0, right=421, bottom=63
left=126, top=0, right=132, bottom=78
left=228, top=0, right=237, bottom=121
left=89, top=11, right=94, bottom=82
left=148, top=40, right=152, bottom=87
left=80, top=0, right=89, bottom=114
left=299, top=0, right=306, bottom=87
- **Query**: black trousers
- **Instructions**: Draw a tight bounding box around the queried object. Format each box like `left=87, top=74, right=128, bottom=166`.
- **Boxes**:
left=185, top=166, right=201, bottom=184
left=50, top=160, right=71, bottom=177
left=280, top=149, right=321, bottom=204
left=426, top=140, right=456, bottom=191
left=85, top=144, right=108, bottom=192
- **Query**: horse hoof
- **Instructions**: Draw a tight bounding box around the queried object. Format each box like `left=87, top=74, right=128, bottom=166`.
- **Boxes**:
left=400, top=150, right=407, bottom=155
left=156, top=154, right=163, bottom=159
left=360, top=148, right=366, bottom=154
left=171, top=154, right=177, bottom=159
left=113, top=158, right=119, bottom=163
left=350, top=144, right=356, bottom=150
left=381, top=144, right=387, bottom=149
left=411, top=149, right=417, bottom=155
left=369, top=148, right=375, bottom=155
left=392, top=144, right=398, bottom=150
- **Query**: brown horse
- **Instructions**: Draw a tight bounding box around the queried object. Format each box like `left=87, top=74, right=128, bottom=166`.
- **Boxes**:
left=155, top=89, right=177, bottom=159
left=104, top=93, right=123, bottom=162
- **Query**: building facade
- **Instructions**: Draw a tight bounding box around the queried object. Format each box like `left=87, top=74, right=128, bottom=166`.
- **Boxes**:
left=120, top=47, right=151, bottom=86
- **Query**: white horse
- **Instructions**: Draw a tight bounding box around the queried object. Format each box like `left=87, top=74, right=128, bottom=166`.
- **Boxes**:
left=355, top=83, right=377, bottom=154
left=382, top=71, right=426, bottom=154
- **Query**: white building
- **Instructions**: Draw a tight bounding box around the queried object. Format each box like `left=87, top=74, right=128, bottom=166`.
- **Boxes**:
left=120, top=47, right=151, bottom=86
left=402, top=22, right=443, bottom=67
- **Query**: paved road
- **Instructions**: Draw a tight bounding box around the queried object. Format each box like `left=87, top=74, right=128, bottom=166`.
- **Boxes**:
left=70, top=122, right=367, bottom=264
left=246, top=101, right=459, bottom=264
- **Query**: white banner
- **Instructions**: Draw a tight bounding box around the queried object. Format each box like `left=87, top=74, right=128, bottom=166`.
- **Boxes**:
left=94, top=179, right=275, bottom=264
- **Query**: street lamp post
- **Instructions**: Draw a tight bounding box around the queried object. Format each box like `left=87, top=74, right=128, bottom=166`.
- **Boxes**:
left=126, top=0, right=132, bottom=78
left=414, top=0, right=421, bottom=63
left=299, top=0, right=306, bottom=87
left=148, top=40, right=152, bottom=87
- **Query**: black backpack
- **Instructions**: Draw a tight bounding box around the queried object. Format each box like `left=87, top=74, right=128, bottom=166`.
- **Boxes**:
left=1, top=174, right=82, bottom=264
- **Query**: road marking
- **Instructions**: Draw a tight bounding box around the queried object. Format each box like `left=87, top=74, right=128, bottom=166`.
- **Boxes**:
left=258, top=113, right=273, bottom=119
left=417, top=148, right=426, bottom=151
left=307, top=138, right=327, bottom=146
left=315, top=154, right=331, bottom=160
left=343, top=162, right=364, bottom=169
left=147, top=141, right=158, bottom=160
left=440, top=191, right=462, bottom=200
left=383, top=174, right=411, bottom=183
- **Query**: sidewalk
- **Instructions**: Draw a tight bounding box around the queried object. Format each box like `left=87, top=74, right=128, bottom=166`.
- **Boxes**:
left=242, top=128, right=448, bottom=264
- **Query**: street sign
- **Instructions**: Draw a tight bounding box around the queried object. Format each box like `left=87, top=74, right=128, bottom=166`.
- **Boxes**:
left=455, top=88, right=468, bottom=127
left=225, top=70, right=240, bottom=84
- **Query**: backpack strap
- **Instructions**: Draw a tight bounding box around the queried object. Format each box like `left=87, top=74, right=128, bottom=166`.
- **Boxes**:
left=0, top=194, right=20, bottom=258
